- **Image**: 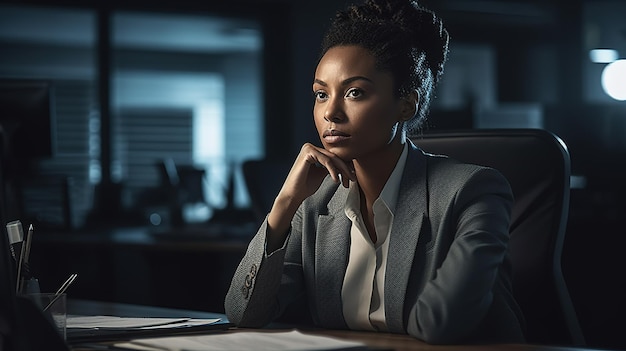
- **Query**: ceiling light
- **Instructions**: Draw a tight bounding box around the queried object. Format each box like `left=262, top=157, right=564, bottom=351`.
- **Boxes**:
left=589, top=49, right=619, bottom=63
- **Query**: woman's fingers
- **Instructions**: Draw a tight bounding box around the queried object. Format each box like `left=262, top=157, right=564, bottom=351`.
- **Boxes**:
left=305, top=146, right=355, bottom=187
left=268, top=143, right=354, bottom=239
left=270, top=143, right=354, bottom=231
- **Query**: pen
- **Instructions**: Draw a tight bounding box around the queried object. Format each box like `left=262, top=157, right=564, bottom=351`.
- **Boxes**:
left=16, top=241, right=26, bottom=294
left=11, top=221, right=27, bottom=294
left=19, top=225, right=34, bottom=288
left=55, top=273, right=78, bottom=296
left=44, top=273, right=78, bottom=311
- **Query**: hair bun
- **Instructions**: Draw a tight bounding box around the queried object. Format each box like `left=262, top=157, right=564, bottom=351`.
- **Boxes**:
left=408, top=1, right=449, bottom=83
left=353, top=0, right=449, bottom=83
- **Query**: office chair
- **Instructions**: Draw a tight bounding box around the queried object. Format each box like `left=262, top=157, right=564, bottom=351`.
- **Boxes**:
left=156, top=159, right=209, bottom=226
left=242, top=158, right=292, bottom=224
left=411, top=128, right=585, bottom=346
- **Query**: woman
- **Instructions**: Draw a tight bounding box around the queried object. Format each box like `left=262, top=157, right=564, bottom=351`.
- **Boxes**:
left=225, top=0, right=526, bottom=344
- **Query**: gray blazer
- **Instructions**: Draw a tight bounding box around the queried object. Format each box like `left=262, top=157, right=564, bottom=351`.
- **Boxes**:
left=225, top=143, right=526, bottom=344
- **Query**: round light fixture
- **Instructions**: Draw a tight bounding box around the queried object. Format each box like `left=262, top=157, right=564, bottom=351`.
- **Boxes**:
left=602, top=59, right=626, bottom=101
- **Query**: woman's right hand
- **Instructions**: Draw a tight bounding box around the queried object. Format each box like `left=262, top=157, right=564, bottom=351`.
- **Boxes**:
left=266, top=143, right=355, bottom=249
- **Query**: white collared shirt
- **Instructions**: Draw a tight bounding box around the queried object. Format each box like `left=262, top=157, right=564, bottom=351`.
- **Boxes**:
left=341, top=142, right=409, bottom=331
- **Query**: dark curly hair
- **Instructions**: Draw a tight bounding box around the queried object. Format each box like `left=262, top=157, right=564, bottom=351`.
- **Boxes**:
left=320, top=0, right=449, bottom=133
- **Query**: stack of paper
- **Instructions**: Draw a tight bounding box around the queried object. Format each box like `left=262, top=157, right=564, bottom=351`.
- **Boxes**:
left=67, top=315, right=230, bottom=345
left=68, top=315, right=222, bottom=330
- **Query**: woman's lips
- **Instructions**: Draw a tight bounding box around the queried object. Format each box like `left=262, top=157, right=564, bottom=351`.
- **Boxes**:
left=323, top=129, right=351, bottom=143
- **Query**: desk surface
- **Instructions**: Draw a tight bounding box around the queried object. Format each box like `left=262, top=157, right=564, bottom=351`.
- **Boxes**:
left=67, top=300, right=611, bottom=351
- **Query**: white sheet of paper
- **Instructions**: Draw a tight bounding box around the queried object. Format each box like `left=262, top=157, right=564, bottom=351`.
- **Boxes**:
left=114, top=329, right=367, bottom=351
left=141, top=318, right=222, bottom=329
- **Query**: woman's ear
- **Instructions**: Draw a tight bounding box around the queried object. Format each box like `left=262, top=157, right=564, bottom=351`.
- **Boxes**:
left=400, top=90, right=419, bottom=121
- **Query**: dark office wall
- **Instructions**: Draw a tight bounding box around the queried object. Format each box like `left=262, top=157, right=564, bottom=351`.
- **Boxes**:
left=288, top=1, right=344, bottom=150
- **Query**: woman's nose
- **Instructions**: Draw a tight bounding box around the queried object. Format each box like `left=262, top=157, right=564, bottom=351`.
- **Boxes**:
left=323, top=97, right=345, bottom=122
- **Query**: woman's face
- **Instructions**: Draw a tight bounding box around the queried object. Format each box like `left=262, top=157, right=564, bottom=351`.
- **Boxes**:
left=312, top=45, right=407, bottom=163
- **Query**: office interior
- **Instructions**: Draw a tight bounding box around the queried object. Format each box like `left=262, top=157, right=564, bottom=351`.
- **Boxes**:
left=0, top=0, right=624, bottom=349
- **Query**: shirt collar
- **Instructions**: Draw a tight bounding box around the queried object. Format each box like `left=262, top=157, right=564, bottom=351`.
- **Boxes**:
left=344, top=142, right=409, bottom=218
left=378, top=142, right=408, bottom=214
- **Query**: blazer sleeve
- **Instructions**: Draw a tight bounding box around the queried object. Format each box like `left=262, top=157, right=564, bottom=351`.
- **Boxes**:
left=224, top=210, right=306, bottom=327
left=406, top=166, right=516, bottom=343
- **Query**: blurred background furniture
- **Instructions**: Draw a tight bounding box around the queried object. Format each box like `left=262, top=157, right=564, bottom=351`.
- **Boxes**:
left=156, top=158, right=209, bottom=226
left=242, top=158, right=291, bottom=224
left=412, top=128, right=584, bottom=346
left=0, top=79, right=56, bottom=226
left=15, top=175, right=73, bottom=231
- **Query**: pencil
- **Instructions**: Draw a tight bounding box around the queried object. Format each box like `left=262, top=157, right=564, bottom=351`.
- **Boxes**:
left=23, top=224, right=33, bottom=264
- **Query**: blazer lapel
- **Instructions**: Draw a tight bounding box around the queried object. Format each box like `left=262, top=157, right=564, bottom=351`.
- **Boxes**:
left=385, top=144, right=429, bottom=333
left=314, top=184, right=351, bottom=328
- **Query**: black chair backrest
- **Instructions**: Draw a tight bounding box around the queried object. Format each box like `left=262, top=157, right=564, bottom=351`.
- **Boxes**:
left=412, top=128, right=585, bottom=346
left=242, top=159, right=292, bottom=224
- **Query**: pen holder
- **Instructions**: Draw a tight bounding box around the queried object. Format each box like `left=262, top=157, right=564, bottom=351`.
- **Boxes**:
left=22, top=292, right=67, bottom=341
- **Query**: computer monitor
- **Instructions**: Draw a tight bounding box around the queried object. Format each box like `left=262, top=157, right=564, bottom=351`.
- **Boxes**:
left=0, top=79, right=57, bottom=226
left=0, top=79, right=55, bottom=162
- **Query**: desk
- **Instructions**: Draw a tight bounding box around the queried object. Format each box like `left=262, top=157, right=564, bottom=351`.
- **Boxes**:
left=293, top=329, right=593, bottom=351
left=68, top=300, right=610, bottom=351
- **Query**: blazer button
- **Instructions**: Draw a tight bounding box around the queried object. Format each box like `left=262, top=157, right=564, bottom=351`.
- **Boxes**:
left=250, top=264, right=257, bottom=278
left=245, top=274, right=252, bottom=288
left=241, top=285, right=249, bottom=298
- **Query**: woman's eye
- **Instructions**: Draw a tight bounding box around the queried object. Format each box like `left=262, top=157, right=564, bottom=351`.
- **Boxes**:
left=313, top=91, right=328, bottom=101
left=346, top=88, right=363, bottom=99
